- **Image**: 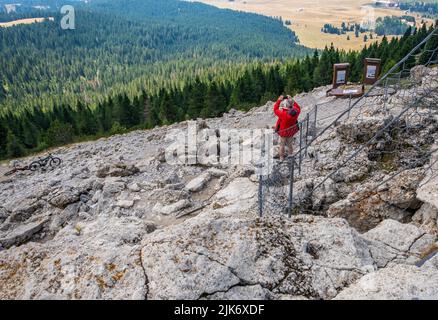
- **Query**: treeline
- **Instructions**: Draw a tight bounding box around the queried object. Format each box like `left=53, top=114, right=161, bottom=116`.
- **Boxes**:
left=322, top=22, right=366, bottom=35
left=321, top=24, right=345, bottom=35
left=1, top=23, right=436, bottom=160
left=322, top=17, right=415, bottom=38
left=375, top=16, right=411, bottom=36
left=400, top=2, right=438, bottom=18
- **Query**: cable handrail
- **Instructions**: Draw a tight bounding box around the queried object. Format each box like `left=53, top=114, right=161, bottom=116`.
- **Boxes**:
left=259, top=25, right=438, bottom=218
left=291, top=26, right=438, bottom=158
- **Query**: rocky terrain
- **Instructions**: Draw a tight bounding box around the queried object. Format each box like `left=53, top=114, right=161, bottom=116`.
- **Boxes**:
left=0, top=66, right=437, bottom=300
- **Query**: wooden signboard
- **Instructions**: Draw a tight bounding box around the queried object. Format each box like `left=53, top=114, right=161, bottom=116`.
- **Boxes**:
left=363, top=58, right=381, bottom=85
left=332, top=63, right=350, bottom=89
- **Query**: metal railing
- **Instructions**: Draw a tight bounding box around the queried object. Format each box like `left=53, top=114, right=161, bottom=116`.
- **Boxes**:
left=259, top=26, right=438, bottom=218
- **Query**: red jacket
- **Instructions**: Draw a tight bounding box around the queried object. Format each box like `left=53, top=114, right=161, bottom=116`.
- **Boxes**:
left=274, top=99, right=301, bottom=137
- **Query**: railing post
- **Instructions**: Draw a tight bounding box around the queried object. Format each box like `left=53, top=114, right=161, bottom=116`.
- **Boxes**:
left=305, top=113, right=310, bottom=143
left=288, top=156, right=295, bottom=218
left=313, top=104, right=318, bottom=135
left=305, top=113, right=310, bottom=157
left=298, top=122, right=303, bottom=175
left=258, top=174, right=263, bottom=217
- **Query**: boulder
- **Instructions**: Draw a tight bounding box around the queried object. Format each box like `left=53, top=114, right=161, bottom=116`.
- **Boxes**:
left=0, top=207, right=7, bottom=224
left=141, top=213, right=374, bottom=300
left=49, top=189, right=80, bottom=210
left=208, top=168, right=227, bottom=178
left=115, top=200, right=135, bottom=209
left=0, top=217, right=148, bottom=300
left=0, top=218, right=49, bottom=249
left=311, top=178, right=338, bottom=211
left=416, top=150, right=438, bottom=234
left=328, top=169, right=425, bottom=232
left=6, top=198, right=43, bottom=223
left=127, top=183, right=141, bottom=193
left=410, top=65, right=429, bottom=83
left=336, top=116, right=385, bottom=143
left=415, top=242, right=438, bottom=269
left=49, top=203, right=80, bottom=232
left=184, top=172, right=211, bottom=192
left=378, top=168, right=424, bottom=210
left=96, top=163, right=139, bottom=178
left=212, top=178, right=258, bottom=214
left=154, top=200, right=191, bottom=216
left=102, top=181, right=125, bottom=197
left=362, top=219, right=436, bottom=268
left=334, top=264, right=438, bottom=300
left=412, top=203, right=438, bottom=236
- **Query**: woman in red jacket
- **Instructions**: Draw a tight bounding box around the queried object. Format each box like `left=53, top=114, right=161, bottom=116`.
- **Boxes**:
left=273, top=95, right=301, bottom=161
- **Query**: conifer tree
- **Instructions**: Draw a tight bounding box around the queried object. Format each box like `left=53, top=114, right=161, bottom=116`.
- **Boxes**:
left=6, top=130, right=25, bottom=158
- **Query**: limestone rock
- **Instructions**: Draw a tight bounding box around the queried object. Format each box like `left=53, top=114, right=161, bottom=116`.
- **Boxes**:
left=0, top=217, right=148, bottom=300
left=185, top=172, right=211, bottom=192
left=412, top=203, right=438, bottom=235
left=410, top=65, right=430, bottom=83
left=141, top=213, right=374, bottom=300
left=336, top=116, right=385, bottom=143
left=49, top=189, right=81, bottom=210
left=212, top=178, right=258, bottom=214
left=102, top=181, right=125, bottom=197
left=420, top=245, right=438, bottom=270
left=208, top=168, right=227, bottom=178
left=6, top=198, right=43, bottom=223
left=362, top=220, right=436, bottom=268
left=0, top=218, right=49, bottom=249
left=334, top=264, right=438, bottom=300
left=49, top=203, right=80, bottom=232
left=154, top=199, right=191, bottom=216
left=0, top=69, right=437, bottom=300
left=115, top=200, right=135, bottom=209
left=311, top=178, right=338, bottom=211
left=96, top=163, right=139, bottom=178
left=328, top=169, right=425, bottom=232
left=127, top=183, right=141, bottom=192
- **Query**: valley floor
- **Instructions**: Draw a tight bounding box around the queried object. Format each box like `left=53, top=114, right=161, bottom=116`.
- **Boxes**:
left=196, top=0, right=434, bottom=50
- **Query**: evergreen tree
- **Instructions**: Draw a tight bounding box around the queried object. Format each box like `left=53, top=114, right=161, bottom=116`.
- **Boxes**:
left=0, top=121, right=7, bottom=158
left=201, top=82, right=227, bottom=118
left=6, top=130, right=25, bottom=158
left=420, top=25, right=438, bottom=65
left=313, top=46, right=332, bottom=86
left=284, top=63, right=302, bottom=96
left=186, top=79, right=207, bottom=118
left=44, top=120, right=74, bottom=147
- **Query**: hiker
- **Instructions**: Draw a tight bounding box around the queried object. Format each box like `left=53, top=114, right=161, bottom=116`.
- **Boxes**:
left=273, top=95, right=301, bottom=161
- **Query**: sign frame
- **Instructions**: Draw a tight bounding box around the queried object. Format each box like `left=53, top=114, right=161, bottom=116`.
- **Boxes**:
left=332, top=63, right=350, bottom=89
left=363, top=58, right=382, bottom=85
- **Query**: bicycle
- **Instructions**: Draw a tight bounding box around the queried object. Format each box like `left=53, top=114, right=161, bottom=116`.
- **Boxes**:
left=29, top=154, right=62, bottom=172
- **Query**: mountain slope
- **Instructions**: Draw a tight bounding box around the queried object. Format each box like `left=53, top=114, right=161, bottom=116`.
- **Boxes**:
left=0, top=0, right=308, bottom=114
left=0, top=65, right=437, bottom=299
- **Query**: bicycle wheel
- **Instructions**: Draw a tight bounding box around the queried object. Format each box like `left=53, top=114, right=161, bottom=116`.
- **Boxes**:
left=4, top=170, right=15, bottom=176
left=29, top=161, right=41, bottom=171
left=49, top=157, right=62, bottom=167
